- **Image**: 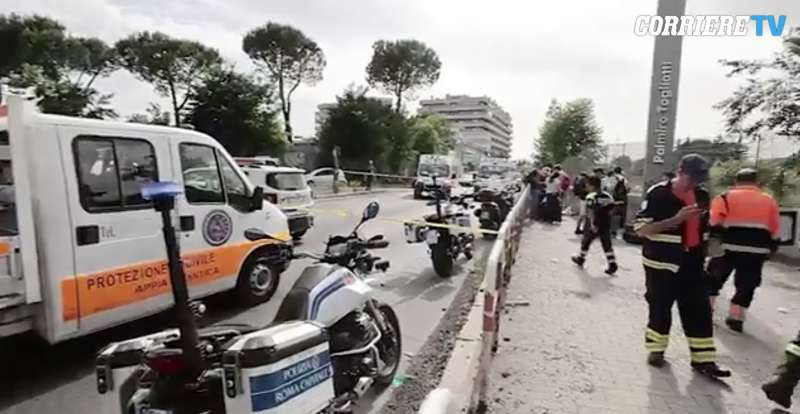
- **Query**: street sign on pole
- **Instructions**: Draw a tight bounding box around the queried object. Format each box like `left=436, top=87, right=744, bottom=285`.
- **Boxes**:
left=643, top=0, right=687, bottom=187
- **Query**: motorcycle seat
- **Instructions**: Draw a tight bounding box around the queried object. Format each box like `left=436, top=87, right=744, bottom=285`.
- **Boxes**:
left=274, top=264, right=337, bottom=322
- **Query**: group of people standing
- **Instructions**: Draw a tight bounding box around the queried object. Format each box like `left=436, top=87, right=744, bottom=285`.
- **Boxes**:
left=525, top=154, right=800, bottom=408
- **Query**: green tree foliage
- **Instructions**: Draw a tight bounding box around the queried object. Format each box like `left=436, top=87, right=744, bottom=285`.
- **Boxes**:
left=712, top=159, right=798, bottom=204
left=0, top=14, right=67, bottom=79
left=115, top=31, right=221, bottom=126
left=243, top=23, right=326, bottom=141
left=408, top=113, right=454, bottom=155
left=366, top=40, right=441, bottom=113
left=534, top=99, right=603, bottom=165
left=674, top=137, right=746, bottom=165
left=384, top=118, right=415, bottom=173
left=318, top=90, right=401, bottom=171
left=716, top=35, right=800, bottom=142
left=0, top=14, right=117, bottom=118
left=128, top=103, right=171, bottom=125
left=184, top=69, right=286, bottom=156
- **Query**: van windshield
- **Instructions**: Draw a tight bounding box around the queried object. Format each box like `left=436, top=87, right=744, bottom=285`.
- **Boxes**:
left=479, top=165, right=508, bottom=177
left=419, top=164, right=449, bottom=177
left=267, top=172, right=307, bottom=191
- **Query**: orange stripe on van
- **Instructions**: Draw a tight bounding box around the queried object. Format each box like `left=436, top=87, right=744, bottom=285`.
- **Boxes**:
left=61, top=235, right=288, bottom=322
left=0, top=242, right=11, bottom=256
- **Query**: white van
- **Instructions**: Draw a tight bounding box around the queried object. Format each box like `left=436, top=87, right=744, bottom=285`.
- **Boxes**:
left=0, top=94, right=291, bottom=344
left=414, top=154, right=462, bottom=199
left=240, top=165, right=315, bottom=240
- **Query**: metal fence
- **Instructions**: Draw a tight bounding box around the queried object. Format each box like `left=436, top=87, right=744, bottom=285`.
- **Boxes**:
left=418, top=185, right=532, bottom=414
left=310, top=170, right=414, bottom=198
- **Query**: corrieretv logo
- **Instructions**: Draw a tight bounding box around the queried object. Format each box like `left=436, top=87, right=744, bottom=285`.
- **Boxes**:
left=635, top=15, right=788, bottom=37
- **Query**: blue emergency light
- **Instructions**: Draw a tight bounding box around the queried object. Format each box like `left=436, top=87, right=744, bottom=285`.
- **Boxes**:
left=141, top=181, right=183, bottom=202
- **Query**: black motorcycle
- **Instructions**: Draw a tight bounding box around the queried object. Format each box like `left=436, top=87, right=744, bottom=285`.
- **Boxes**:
left=473, top=188, right=512, bottom=239
left=405, top=179, right=475, bottom=277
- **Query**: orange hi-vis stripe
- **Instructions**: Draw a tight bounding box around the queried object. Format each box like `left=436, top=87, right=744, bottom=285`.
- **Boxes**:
left=61, top=238, right=286, bottom=322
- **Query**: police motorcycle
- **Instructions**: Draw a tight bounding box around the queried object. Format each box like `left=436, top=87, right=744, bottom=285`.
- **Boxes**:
left=404, top=177, right=475, bottom=277
left=95, top=182, right=401, bottom=414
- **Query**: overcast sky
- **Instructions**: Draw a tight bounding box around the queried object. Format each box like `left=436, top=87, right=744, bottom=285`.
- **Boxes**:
left=3, top=0, right=799, bottom=159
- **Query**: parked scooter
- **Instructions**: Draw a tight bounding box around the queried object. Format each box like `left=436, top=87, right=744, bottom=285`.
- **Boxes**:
left=95, top=182, right=401, bottom=414
left=404, top=177, right=474, bottom=277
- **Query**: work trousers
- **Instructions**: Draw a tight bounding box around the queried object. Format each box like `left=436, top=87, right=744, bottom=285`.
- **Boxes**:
left=579, top=227, right=615, bottom=264
left=645, top=250, right=718, bottom=364
left=707, top=251, right=766, bottom=308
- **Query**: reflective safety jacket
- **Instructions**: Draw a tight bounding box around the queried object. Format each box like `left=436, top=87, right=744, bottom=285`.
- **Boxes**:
left=585, top=190, right=615, bottom=229
left=709, top=185, right=780, bottom=255
left=632, top=180, right=710, bottom=273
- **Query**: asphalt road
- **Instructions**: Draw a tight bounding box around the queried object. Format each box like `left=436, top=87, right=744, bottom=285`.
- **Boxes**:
left=0, top=189, right=489, bottom=414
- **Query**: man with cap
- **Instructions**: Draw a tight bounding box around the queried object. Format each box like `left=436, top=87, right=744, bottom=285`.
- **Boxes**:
left=707, top=168, right=780, bottom=333
left=632, top=154, right=731, bottom=378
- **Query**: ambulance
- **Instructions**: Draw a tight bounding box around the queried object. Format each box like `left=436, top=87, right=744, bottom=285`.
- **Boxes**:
left=0, top=93, right=291, bottom=344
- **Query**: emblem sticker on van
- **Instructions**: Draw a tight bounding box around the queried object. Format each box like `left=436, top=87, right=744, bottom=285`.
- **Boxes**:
left=203, top=210, right=233, bottom=246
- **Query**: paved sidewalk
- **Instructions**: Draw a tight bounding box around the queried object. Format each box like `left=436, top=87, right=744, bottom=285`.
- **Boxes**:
left=487, top=220, right=800, bottom=414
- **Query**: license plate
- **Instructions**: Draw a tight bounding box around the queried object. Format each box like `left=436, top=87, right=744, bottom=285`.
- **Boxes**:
left=481, top=211, right=491, bottom=219
left=425, top=231, right=439, bottom=244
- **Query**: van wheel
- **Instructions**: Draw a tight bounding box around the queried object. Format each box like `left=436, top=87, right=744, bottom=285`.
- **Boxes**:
left=236, top=255, right=281, bottom=305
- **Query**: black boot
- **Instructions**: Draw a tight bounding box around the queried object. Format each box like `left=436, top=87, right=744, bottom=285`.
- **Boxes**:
left=605, top=262, right=618, bottom=276
left=692, top=362, right=732, bottom=378
left=762, top=354, right=800, bottom=409
left=647, top=352, right=666, bottom=368
left=571, top=256, right=585, bottom=268
left=725, top=317, right=743, bottom=333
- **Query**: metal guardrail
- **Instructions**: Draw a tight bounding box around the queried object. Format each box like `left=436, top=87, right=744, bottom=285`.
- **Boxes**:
left=417, top=185, right=532, bottom=414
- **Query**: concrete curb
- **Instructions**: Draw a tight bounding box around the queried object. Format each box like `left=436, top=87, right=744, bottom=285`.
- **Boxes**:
left=419, top=279, right=492, bottom=414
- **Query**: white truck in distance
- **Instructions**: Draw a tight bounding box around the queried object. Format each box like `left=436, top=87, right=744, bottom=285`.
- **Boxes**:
left=413, top=154, right=462, bottom=199
left=476, top=157, right=516, bottom=189
left=0, top=94, right=291, bottom=344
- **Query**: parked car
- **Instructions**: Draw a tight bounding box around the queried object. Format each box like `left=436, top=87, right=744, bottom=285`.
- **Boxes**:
left=241, top=165, right=315, bottom=240
left=306, top=167, right=348, bottom=192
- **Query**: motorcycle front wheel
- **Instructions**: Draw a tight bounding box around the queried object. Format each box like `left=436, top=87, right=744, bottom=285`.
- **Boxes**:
left=431, top=243, right=454, bottom=277
left=374, top=303, right=402, bottom=386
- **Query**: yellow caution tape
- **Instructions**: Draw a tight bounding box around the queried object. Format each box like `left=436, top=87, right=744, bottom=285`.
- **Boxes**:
left=296, top=206, right=503, bottom=236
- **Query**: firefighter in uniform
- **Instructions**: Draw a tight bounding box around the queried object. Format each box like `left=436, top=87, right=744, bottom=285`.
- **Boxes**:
left=707, top=168, right=780, bottom=333
left=763, top=331, right=800, bottom=408
left=571, top=176, right=618, bottom=275
left=632, top=154, right=731, bottom=378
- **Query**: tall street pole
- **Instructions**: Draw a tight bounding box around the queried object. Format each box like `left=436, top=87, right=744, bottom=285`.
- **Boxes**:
left=643, top=0, right=687, bottom=186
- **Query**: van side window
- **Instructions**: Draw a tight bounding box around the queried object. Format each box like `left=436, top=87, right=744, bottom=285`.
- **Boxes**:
left=74, top=137, right=158, bottom=212
left=179, top=144, right=225, bottom=204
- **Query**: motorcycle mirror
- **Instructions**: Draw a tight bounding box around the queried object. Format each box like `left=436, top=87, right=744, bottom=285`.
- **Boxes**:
left=363, top=201, right=380, bottom=221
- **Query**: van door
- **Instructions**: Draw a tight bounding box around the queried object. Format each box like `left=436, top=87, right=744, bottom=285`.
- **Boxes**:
left=62, top=130, right=171, bottom=333
left=171, top=142, right=278, bottom=299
